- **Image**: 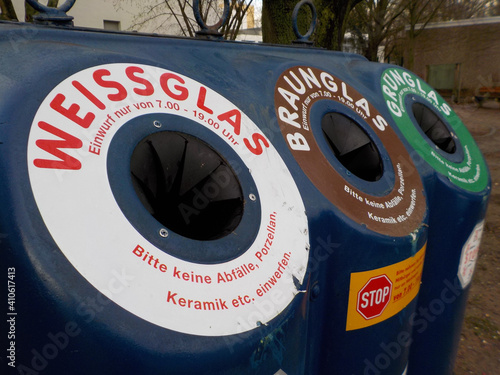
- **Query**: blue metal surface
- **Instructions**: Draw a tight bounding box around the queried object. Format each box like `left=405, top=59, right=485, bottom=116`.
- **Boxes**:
left=347, top=60, right=491, bottom=375
left=0, top=17, right=486, bottom=375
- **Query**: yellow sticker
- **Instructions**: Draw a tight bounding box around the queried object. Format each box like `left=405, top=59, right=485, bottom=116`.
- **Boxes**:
left=346, top=244, right=426, bottom=331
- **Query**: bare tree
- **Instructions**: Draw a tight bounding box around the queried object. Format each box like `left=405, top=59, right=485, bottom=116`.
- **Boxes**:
left=0, top=0, right=18, bottom=21
left=0, top=0, right=62, bottom=22
left=262, top=0, right=363, bottom=49
left=222, top=0, right=255, bottom=40
left=437, top=0, right=492, bottom=20
left=403, top=0, right=446, bottom=70
left=116, top=0, right=254, bottom=40
left=315, top=0, right=364, bottom=50
left=262, top=0, right=313, bottom=44
left=349, top=0, right=406, bottom=61
left=347, top=0, right=494, bottom=65
left=491, top=0, right=500, bottom=15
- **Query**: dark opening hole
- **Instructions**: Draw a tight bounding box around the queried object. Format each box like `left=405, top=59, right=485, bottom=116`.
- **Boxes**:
left=412, top=102, right=456, bottom=154
left=321, top=112, right=383, bottom=182
left=130, top=132, right=244, bottom=241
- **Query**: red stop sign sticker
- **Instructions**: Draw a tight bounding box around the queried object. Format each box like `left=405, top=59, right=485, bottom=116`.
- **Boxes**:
left=357, top=275, right=393, bottom=320
left=346, top=246, right=425, bottom=330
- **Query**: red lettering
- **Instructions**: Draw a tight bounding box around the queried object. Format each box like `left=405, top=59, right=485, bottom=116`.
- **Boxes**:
left=244, top=133, right=270, bottom=155
left=173, top=267, right=181, bottom=279
left=196, top=86, right=214, bottom=114
left=93, top=69, right=128, bottom=101
left=50, top=93, right=95, bottom=129
left=33, top=121, right=82, bottom=170
left=72, top=81, right=106, bottom=110
left=167, top=291, right=177, bottom=304
left=160, top=73, right=189, bottom=101
left=132, top=245, right=144, bottom=257
left=132, top=245, right=167, bottom=272
left=217, top=109, right=241, bottom=135
left=231, top=295, right=251, bottom=308
left=126, top=66, right=154, bottom=96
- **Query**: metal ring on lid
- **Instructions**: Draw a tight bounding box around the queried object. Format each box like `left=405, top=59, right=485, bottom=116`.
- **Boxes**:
left=292, top=0, right=317, bottom=45
left=26, top=0, right=76, bottom=26
left=26, top=0, right=76, bottom=13
left=194, top=0, right=230, bottom=39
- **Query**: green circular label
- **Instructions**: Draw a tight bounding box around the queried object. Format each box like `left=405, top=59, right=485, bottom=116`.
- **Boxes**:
left=381, top=67, right=488, bottom=192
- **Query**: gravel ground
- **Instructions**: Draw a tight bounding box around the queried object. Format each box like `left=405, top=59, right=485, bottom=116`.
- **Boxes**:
left=452, top=101, right=500, bottom=375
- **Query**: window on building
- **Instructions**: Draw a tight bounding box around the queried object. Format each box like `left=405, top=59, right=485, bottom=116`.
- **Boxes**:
left=103, top=20, right=121, bottom=31
left=427, top=64, right=459, bottom=90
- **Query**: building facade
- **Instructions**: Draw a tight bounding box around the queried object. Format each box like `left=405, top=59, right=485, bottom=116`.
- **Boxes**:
left=408, top=16, right=500, bottom=100
left=11, top=0, right=261, bottom=41
left=11, top=0, right=141, bottom=30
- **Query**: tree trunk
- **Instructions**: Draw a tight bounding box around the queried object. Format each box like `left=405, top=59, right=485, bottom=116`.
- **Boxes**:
left=365, top=39, right=379, bottom=62
left=407, top=25, right=416, bottom=71
left=0, top=0, right=18, bottom=21
left=262, top=0, right=296, bottom=44
left=316, top=0, right=363, bottom=50
left=403, top=0, right=445, bottom=71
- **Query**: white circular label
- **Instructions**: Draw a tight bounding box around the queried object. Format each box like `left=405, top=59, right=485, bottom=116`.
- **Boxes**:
left=27, top=63, right=309, bottom=336
left=458, top=220, right=484, bottom=288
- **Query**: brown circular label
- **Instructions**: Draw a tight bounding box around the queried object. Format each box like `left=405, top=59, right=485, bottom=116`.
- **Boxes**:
left=275, top=66, right=426, bottom=236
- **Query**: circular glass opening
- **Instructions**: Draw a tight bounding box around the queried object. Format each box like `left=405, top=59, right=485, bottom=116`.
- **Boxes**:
left=322, top=112, right=383, bottom=182
left=412, top=102, right=456, bottom=154
left=130, top=131, right=244, bottom=241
